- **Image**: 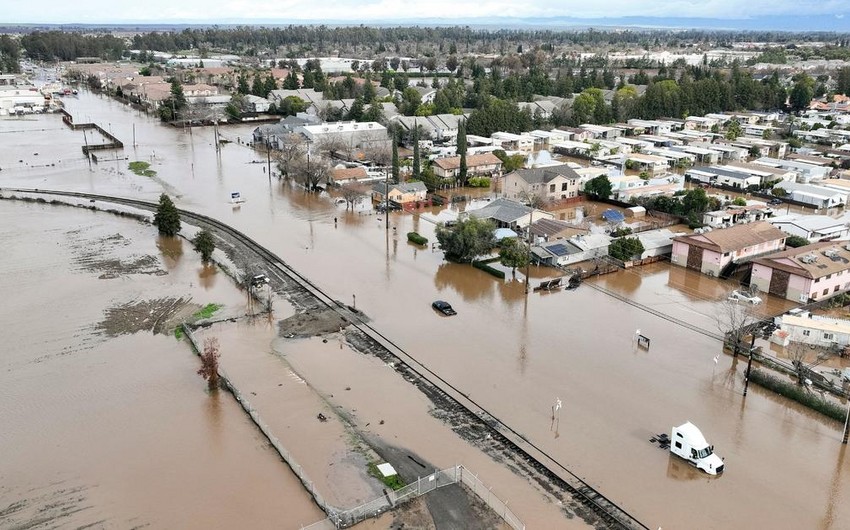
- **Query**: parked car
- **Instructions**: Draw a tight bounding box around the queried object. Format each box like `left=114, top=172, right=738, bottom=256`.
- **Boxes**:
left=432, top=300, right=457, bottom=316
left=767, top=198, right=783, bottom=206
left=728, top=290, right=762, bottom=305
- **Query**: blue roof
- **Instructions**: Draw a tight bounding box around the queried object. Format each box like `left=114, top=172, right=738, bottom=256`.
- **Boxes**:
left=547, top=243, right=571, bottom=257
left=602, top=209, right=625, bottom=223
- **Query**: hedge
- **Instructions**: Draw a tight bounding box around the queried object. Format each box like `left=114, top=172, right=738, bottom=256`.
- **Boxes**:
left=407, top=232, right=428, bottom=245
left=748, top=369, right=846, bottom=422
left=472, top=260, right=506, bottom=279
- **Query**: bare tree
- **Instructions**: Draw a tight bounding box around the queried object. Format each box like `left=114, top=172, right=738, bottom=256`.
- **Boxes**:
left=715, top=299, right=760, bottom=357
left=291, top=155, right=331, bottom=190
left=197, top=337, right=221, bottom=390
left=786, top=341, right=833, bottom=385
left=340, top=182, right=370, bottom=210
left=272, top=133, right=307, bottom=179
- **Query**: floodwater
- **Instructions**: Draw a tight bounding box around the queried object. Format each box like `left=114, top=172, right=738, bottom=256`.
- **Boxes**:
left=0, top=201, right=324, bottom=528
left=3, top=88, right=850, bottom=529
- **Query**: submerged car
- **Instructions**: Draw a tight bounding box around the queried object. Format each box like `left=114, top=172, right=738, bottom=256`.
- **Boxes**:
left=767, top=198, right=783, bottom=206
left=432, top=300, right=457, bottom=316
left=728, top=290, right=762, bottom=305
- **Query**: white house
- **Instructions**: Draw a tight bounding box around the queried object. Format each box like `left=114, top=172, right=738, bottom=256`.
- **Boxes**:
left=768, top=215, right=850, bottom=242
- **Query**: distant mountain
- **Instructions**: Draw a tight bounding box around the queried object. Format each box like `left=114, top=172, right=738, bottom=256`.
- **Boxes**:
left=5, top=15, right=850, bottom=33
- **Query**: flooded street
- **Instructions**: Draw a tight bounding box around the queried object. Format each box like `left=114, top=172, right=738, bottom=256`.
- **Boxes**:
left=3, top=89, right=850, bottom=529
left=0, top=201, right=324, bottom=528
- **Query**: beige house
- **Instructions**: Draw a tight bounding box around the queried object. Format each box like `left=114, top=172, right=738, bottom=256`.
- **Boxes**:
left=502, top=164, right=582, bottom=203
left=432, top=153, right=503, bottom=179
left=371, top=181, right=428, bottom=205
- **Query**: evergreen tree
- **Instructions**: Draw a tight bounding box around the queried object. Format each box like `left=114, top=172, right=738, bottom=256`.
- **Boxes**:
left=192, top=229, right=216, bottom=263
left=263, top=74, right=278, bottom=96
left=346, top=96, right=365, bottom=121
left=154, top=194, right=181, bottom=236
left=283, top=70, right=299, bottom=89
left=392, top=133, right=400, bottom=181
left=412, top=124, right=421, bottom=180
left=457, top=119, right=468, bottom=186
left=251, top=74, right=264, bottom=97
left=237, top=73, right=250, bottom=95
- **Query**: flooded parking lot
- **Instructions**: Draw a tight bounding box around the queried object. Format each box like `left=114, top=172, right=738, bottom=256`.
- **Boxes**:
left=3, top=89, right=850, bottom=529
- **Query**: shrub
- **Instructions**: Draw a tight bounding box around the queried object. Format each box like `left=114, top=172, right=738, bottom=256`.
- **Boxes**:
left=785, top=235, right=810, bottom=248
left=748, top=369, right=845, bottom=422
left=472, top=259, right=506, bottom=279
left=407, top=231, right=428, bottom=245
left=467, top=176, right=491, bottom=188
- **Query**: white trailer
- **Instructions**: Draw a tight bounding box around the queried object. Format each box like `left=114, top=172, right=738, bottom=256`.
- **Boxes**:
left=670, top=422, right=724, bottom=475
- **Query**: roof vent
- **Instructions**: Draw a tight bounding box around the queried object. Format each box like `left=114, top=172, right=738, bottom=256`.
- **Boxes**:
left=800, top=254, right=818, bottom=264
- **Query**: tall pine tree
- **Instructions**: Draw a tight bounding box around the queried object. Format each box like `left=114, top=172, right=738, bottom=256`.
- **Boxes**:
left=412, top=123, right=421, bottom=180
left=391, top=132, right=399, bottom=181
left=457, top=118, right=468, bottom=186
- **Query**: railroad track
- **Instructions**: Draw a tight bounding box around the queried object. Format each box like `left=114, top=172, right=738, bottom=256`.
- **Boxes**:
left=2, top=187, right=650, bottom=530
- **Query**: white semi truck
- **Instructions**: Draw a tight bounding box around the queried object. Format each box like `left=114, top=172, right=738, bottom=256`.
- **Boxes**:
left=670, top=422, right=724, bottom=475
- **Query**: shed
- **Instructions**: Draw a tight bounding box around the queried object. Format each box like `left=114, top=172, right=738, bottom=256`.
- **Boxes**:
left=625, top=206, right=646, bottom=218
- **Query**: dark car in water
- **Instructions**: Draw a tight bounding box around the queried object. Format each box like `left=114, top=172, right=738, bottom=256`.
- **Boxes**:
left=767, top=198, right=783, bottom=206
left=432, top=300, right=457, bottom=316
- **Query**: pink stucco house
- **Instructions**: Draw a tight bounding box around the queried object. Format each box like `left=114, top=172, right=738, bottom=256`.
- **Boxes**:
left=751, top=242, right=850, bottom=303
left=670, top=221, right=787, bottom=277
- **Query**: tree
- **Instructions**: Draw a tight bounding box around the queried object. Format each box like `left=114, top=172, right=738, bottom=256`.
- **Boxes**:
left=154, top=194, right=181, bottom=236
left=584, top=175, right=613, bottom=199
left=340, top=182, right=369, bottom=210
left=785, top=235, right=810, bottom=248
left=731, top=197, right=747, bottom=206
left=197, top=337, right=221, bottom=390
left=457, top=119, right=468, bottom=186
left=493, top=149, right=526, bottom=172
left=499, top=237, right=530, bottom=276
left=192, top=229, right=216, bottom=263
left=715, top=298, right=759, bottom=358
left=681, top=188, right=709, bottom=216
left=749, top=145, right=762, bottom=158
left=412, top=125, right=421, bottom=180
left=391, top=133, right=400, bottom=181
left=435, top=217, right=497, bottom=263
left=608, top=237, right=645, bottom=262
left=725, top=119, right=742, bottom=140
left=273, top=133, right=307, bottom=179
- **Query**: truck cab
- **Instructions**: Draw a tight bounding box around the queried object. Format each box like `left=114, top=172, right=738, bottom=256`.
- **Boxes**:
left=670, top=422, right=724, bottom=475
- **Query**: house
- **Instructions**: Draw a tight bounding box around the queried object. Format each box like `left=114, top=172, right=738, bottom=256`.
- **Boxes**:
left=530, top=218, right=589, bottom=242
left=628, top=119, right=672, bottom=135
left=371, top=181, right=428, bottom=205
left=466, top=198, right=554, bottom=231
left=685, top=116, right=720, bottom=131
left=607, top=174, right=684, bottom=201
left=690, top=142, right=748, bottom=162
left=671, top=222, right=787, bottom=277
left=580, top=124, right=622, bottom=140
left=432, top=153, right=503, bottom=180
left=532, top=233, right=612, bottom=266
left=767, top=215, right=850, bottom=242
left=751, top=242, right=850, bottom=303
left=502, top=164, right=582, bottom=202
left=624, top=153, right=668, bottom=175
left=491, top=132, right=535, bottom=153
left=329, top=165, right=369, bottom=185
left=773, top=182, right=847, bottom=209
left=754, top=157, right=830, bottom=183
left=635, top=228, right=684, bottom=259
left=775, top=310, right=850, bottom=348
left=702, top=203, right=774, bottom=228
left=297, top=121, right=390, bottom=161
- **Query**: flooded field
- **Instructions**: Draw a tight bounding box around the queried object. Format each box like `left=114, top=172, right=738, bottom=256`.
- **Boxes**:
left=3, top=89, right=850, bottom=529
left=0, top=201, right=324, bottom=528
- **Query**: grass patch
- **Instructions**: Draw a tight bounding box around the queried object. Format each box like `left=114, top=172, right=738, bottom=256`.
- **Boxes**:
left=749, top=369, right=846, bottom=422
left=367, top=462, right=405, bottom=490
left=193, top=303, right=223, bottom=320
left=129, top=161, right=157, bottom=177
left=173, top=326, right=184, bottom=340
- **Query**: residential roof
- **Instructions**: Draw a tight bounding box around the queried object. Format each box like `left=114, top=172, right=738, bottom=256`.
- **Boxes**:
left=530, top=218, right=588, bottom=239
left=752, top=241, right=850, bottom=280
left=468, top=198, right=533, bottom=223
left=673, top=221, right=787, bottom=253
left=432, top=153, right=502, bottom=171
left=506, top=164, right=581, bottom=185
left=330, top=166, right=368, bottom=182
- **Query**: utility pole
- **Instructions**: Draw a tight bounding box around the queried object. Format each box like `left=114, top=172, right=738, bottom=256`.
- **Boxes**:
left=132, top=123, right=136, bottom=148
left=83, top=130, right=91, bottom=170
left=743, top=332, right=756, bottom=396
left=385, top=170, right=390, bottom=231
left=525, top=207, right=533, bottom=295
left=266, top=138, right=272, bottom=183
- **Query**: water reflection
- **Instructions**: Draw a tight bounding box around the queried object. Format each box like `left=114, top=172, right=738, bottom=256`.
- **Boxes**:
left=821, top=445, right=847, bottom=530
left=156, top=235, right=183, bottom=269
left=665, top=455, right=709, bottom=482
left=198, top=264, right=217, bottom=290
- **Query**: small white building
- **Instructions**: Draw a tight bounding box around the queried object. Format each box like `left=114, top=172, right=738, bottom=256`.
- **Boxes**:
left=776, top=310, right=850, bottom=348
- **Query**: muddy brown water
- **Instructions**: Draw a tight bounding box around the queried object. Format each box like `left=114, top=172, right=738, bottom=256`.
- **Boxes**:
left=0, top=201, right=324, bottom=528
left=3, top=89, right=850, bottom=529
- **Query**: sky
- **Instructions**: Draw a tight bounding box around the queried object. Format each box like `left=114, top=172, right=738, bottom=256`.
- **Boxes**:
left=5, top=0, right=850, bottom=24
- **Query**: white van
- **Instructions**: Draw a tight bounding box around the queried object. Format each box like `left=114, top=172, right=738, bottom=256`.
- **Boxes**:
left=670, top=422, right=724, bottom=475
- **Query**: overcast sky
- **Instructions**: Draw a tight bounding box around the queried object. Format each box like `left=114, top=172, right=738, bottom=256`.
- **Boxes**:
left=6, top=0, right=850, bottom=23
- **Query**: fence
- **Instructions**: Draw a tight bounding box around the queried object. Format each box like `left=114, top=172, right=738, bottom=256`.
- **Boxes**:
left=303, top=465, right=524, bottom=530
